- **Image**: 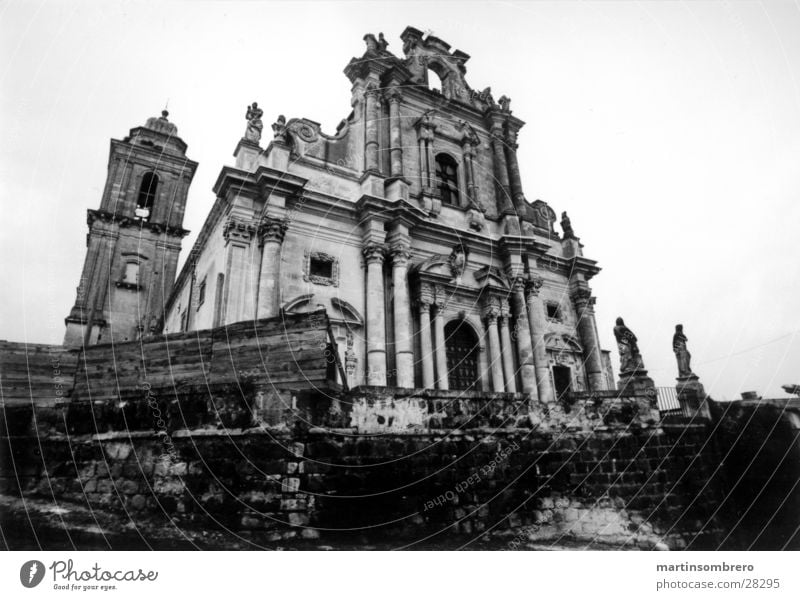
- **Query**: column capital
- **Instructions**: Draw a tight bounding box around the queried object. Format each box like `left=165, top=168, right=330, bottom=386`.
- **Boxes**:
left=509, top=274, right=527, bottom=293
left=500, top=298, right=512, bottom=319
left=257, top=216, right=288, bottom=245
left=481, top=295, right=501, bottom=321
left=483, top=309, right=499, bottom=325
left=364, top=82, right=380, bottom=99
left=415, top=282, right=434, bottom=307
left=525, top=275, right=544, bottom=297
left=384, top=88, right=404, bottom=104
left=571, top=286, right=596, bottom=310
left=362, top=243, right=386, bottom=265
left=432, top=284, right=448, bottom=310
left=389, top=244, right=411, bottom=267
left=223, top=216, right=257, bottom=243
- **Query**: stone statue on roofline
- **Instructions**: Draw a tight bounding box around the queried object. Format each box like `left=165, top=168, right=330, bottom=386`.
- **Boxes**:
left=614, top=317, right=645, bottom=375
left=673, top=324, right=694, bottom=378
left=244, top=102, right=264, bottom=144
left=272, top=114, right=288, bottom=143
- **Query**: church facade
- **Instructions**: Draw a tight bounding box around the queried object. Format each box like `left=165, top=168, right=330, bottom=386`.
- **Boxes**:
left=64, top=26, right=614, bottom=402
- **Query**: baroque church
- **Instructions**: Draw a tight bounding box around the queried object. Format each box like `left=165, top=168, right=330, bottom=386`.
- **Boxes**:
left=62, top=26, right=615, bottom=403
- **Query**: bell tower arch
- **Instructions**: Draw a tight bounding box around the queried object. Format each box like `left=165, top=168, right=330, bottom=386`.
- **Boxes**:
left=63, top=110, right=198, bottom=347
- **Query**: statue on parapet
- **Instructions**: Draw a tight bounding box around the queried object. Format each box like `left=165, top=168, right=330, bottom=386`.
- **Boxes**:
left=561, top=211, right=575, bottom=239
left=244, top=102, right=264, bottom=144
left=272, top=114, right=288, bottom=143
left=498, top=95, right=511, bottom=112
left=614, top=317, right=645, bottom=375
left=672, top=324, right=694, bottom=378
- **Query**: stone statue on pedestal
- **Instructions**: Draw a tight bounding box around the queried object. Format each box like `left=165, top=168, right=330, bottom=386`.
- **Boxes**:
left=272, top=115, right=287, bottom=143
left=614, top=317, right=645, bottom=374
left=561, top=211, right=575, bottom=239
left=673, top=324, right=694, bottom=378
left=244, top=102, right=263, bottom=144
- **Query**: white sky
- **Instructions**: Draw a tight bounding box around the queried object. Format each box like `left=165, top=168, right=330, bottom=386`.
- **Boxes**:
left=1, top=0, right=798, bottom=400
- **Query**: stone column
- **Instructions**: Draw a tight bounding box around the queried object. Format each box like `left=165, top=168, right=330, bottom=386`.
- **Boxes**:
left=499, top=299, right=517, bottom=393
left=504, top=130, right=527, bottom=214
left=417, top=299, right=435, bottom=389
left=387, top=90, right=404, bottom=178
left=490, top=124, right=514, bottom=214
left=509, top=277, right=538, bottom=398
left=482, top=303, right=505, bottom=393
left=363, top=243, right=387, bottom=385
left=390, top=242, right=413, bottom=388
left=432, top=292, right=449, bottom=391
left=525, top=276, right=555, bottom=403
left=478, top=334, right=490, bottom=392
left=364, top=85, right=380, bottom=173
left=256, top=217, right=287, bottom=319
left=572, top=287, right=606, bottom=391
left=222, top=217, right=257, bottom=324
left=463, top=149, right=478, bottom=205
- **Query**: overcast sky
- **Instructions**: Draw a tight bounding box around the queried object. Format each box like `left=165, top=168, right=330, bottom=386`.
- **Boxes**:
left=1, top=0, right=798, bottom=400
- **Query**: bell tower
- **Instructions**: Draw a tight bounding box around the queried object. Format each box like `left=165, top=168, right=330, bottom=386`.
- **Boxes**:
left=63, top=111, right=198, bottom=347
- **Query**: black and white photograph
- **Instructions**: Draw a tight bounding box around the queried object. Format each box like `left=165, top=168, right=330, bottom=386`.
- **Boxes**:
left=1, top=0, right=799, bottom=595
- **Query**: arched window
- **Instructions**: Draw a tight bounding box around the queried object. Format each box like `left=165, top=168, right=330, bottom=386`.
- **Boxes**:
left=135, top=172, right=159, bottom=220
left=435, top=154, right=459, bottom=206
left=445, top=320, right=480, bottom=391
left=427, top=68, right=442, bottom=94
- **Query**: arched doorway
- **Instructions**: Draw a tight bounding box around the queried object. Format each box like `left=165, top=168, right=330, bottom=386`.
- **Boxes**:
left=445, top=320, right=480, bottom=391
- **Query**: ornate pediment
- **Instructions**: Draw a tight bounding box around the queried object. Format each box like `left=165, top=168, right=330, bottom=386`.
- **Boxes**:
left=544, top=332, right=583, bottom=353
left=473, top=265, right=510, bottom=291
left=282, top=294, right=363, bottom=327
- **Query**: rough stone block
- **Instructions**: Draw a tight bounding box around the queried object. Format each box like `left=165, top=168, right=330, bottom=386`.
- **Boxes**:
left=281, top=477, right=300, bottom=493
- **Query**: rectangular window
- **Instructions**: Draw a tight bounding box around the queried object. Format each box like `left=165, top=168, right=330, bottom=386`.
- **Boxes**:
left=124, top=262, right=139, bottom=284
left=197, top=277, right=206, bottom=309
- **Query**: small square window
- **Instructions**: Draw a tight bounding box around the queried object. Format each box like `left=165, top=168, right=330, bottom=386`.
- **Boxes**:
left=309, top=257, right=333, bottom=280
left=546, top=303, right=562, bottom=321
left=303, top=250, right=339, bottom=286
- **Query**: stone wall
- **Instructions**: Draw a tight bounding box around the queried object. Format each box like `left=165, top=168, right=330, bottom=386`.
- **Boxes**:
left=708, top=399, right=800, bottom=550
left=1, top=408, right=724, bottom=549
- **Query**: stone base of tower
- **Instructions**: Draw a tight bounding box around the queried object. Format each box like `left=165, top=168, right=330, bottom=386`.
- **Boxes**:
left=63, top=316, right=104, bottom=348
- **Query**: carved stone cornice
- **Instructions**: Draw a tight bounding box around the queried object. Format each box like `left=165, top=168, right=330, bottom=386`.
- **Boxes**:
left=362, top=243, right=386, bottom=265
left=258, top=216, right=288, bottom=245
left=87, top=209, right=190, bottom=238
left=223, top=216, right=257, bottom=243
